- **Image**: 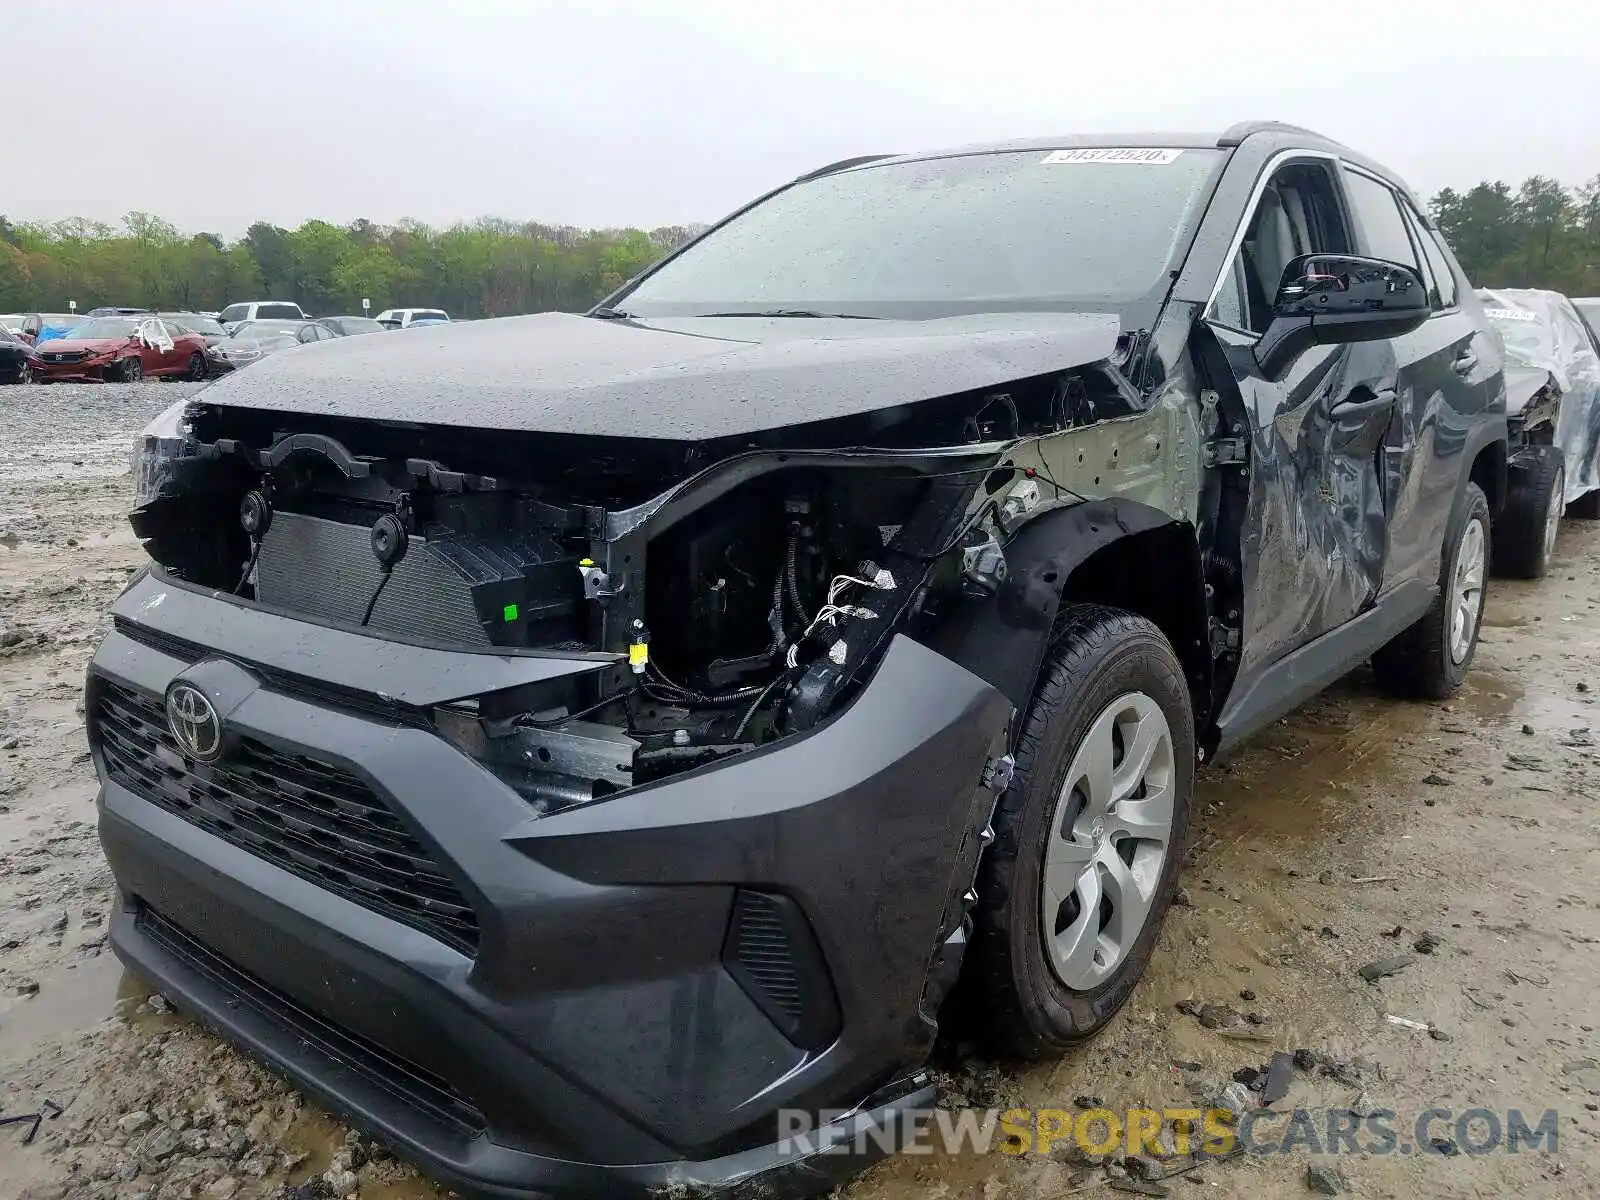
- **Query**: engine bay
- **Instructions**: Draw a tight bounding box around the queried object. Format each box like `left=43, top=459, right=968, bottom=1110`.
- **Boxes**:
left=128, top=365, right=1136, bottom=810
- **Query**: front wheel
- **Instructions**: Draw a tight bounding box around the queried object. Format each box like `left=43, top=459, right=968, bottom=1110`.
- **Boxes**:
left=1492, top=448, right=1563, bottom=579
left=118, top=356, right=142, bottom=383
left=187, top=351, right=207, bottom=381
left=1373, top=482, right=1490, bottom=699
left=973, top=605, right=1194, bottom=1059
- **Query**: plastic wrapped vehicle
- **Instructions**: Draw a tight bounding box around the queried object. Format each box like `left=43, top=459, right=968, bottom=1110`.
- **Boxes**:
left=1476, top=288, right=1600, bottom=573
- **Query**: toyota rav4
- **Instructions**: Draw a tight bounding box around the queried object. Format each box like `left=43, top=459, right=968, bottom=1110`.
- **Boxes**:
left=88, top=122, right=1507, bottom=1198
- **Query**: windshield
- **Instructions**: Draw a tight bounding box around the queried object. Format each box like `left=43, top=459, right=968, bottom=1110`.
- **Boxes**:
left=328, top=317, right=383, bottom=334
left=226, top=331, right=296, bottom=349
left=617, top=148, right=1220, bottom=318
left=230, top=320, right=302, bottom=337
left=64, top=318, right=137, bottom=339
left=166, top=314, right=224, bottom=336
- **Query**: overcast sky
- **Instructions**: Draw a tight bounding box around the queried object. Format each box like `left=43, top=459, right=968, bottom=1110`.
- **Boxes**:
left=8, top=0, right=1598, bottom=236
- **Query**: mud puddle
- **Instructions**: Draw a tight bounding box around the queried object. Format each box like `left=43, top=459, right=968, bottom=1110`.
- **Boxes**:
left=3, top=407, right=1598, bottom=1199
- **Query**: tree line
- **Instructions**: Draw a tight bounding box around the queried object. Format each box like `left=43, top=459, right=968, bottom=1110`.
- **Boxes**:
left=1430, top=175, right=1600, bottom=296
left=0, top=213, right=705, bottom=318
left=1, top=171, right=1597, bottom=319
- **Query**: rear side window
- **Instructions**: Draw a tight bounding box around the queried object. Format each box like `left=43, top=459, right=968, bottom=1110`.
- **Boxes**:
left=258, top=304, right=303, bottom=320
left=1417, top=221, right=1459, bottom=309
left=1341, top=169, right=1420, bottom=273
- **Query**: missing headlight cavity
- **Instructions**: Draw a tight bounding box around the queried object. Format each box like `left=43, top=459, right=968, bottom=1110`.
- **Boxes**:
left=126, top=359, right=1154, bottom=811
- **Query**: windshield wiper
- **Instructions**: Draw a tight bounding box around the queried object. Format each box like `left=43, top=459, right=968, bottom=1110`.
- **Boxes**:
left=588, top=307, right=638, bottom=320
left=695, top=309, right=885, bottom=319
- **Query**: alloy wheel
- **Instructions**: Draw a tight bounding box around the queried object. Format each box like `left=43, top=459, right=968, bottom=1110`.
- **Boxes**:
left=1040, top=691, right=1176, bottom=989
left=1542, top=464, right=1564, bottom=566
left=1449, top=517, right=1486, bottom=664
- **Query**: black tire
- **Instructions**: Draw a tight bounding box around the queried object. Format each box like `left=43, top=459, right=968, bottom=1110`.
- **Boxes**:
left=973, top=604, right=1194, bottom=1059
left=1373, top=482, right=1491, bottom=699
left=188, top=351, right=207, bottom=381
left=118, top=357, right=142, bottom=383
left=1492, top=448, right=1564, bottom=579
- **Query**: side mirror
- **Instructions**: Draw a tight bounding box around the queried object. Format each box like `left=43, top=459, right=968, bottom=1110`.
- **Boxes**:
left=1254, top=254, right=1430, bottom=381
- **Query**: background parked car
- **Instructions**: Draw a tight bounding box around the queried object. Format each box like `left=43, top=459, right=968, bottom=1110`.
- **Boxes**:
left=206, top=319, right=336, bottom=373
left=1575, top=297, right=1600, bottom=341
left=316, top=315, right=387, bottom=336
left=374, top=307, right=449, bottom=329
left=30, top=316, right=208, bottom=383
left=19, top=313, right=80, bottom=346
left=87, top=306, right=151, bottom=318
left=0, top=314, right=26, bottom=335
left=1477, top=288, right=1600, bottom=574
left=160, top=312, right=229, bottom=348
left=217, top=301, right=308, bottom=331
left=0, top=327, right=34, bottom=383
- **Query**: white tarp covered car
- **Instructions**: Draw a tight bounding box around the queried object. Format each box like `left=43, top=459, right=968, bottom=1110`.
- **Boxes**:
left=1476, top=288, right=1600, bottom=576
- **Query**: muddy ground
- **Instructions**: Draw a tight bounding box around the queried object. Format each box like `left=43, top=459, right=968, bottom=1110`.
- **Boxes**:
left=1, top=383, right=1597, bottom=1200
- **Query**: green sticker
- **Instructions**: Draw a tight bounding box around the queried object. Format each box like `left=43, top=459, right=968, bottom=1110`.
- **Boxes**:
left=502, top=603, right=519, bottom=622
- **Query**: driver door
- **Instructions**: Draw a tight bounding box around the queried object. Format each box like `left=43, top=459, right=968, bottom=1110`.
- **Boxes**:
left=1203, top=158, right=1402, bottom=682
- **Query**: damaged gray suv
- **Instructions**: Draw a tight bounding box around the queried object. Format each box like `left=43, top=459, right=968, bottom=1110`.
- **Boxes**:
left=89, top=122, right=1507, bottom=1198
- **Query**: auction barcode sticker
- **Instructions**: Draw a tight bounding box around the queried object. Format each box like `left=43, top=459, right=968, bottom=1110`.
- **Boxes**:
left=1484, top=307, right=1537, bottom=322
left=1040, top=148, right=1184, bottom=165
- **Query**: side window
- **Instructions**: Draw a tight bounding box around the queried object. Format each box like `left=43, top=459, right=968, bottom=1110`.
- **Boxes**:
left=1209, top=161, right=1349, bottom=336
left=1394, top=203, right=1450, bottom=310
left=219, top=306, right=245, bottom=325
left=1340, top=169, right=1420, bottom=273
left=1415, top=217, right=1459, bottom=309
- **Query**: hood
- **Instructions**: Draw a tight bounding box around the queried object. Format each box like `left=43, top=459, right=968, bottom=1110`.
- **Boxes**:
left=35, top=337, right=126, bottom=355
left=1504, top=364, right=1556, bottom=416
left=197, top=310, right=1122, bottom=440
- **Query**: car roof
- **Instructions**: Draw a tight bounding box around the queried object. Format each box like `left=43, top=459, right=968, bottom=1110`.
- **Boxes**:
left=820, top=121, right=1400, bottom=184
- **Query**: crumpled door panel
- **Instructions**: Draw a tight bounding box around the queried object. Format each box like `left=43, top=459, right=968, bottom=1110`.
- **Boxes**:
left=1231, top=339, right=1397, bottom=677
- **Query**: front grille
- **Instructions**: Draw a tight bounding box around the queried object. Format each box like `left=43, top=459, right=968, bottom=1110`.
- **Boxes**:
left=42, top=349, right=90, bottom=362
left=94, top=679, right=480, bottom=954
left=136, top=904, right=485, bottom=1136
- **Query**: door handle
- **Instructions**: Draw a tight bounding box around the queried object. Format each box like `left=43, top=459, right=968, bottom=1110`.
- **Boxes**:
left=1331, top=388, right=1397, bottom=419
left=1453, top=350, right=1478, bottom=376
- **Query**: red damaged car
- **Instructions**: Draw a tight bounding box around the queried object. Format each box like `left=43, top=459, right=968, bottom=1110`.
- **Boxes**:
left=30, top=316, right=210, bottom=383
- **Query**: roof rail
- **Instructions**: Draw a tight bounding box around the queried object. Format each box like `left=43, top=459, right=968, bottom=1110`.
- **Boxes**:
left=1216, top=121, right=1334, bottom=148
left=793, top=154, right=897, bottom=182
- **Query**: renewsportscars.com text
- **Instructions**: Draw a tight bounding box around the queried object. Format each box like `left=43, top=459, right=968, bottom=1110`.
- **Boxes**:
left=777, top=1106, right=1560, bottom=1158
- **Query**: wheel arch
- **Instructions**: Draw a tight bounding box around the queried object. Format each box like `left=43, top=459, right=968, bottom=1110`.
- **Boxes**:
left=931, top=498, right=1213, bottom=748
left=1468, top=426, right=1509, bottom=519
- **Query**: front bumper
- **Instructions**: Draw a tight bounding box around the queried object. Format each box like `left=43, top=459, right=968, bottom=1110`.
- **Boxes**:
left=91, top=571, right=1010, bottom=1198
left=34, top=356, right=112, bottom=382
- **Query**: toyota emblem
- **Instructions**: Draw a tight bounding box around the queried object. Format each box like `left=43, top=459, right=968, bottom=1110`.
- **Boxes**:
left=165, top=682, right=222, bottom=762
